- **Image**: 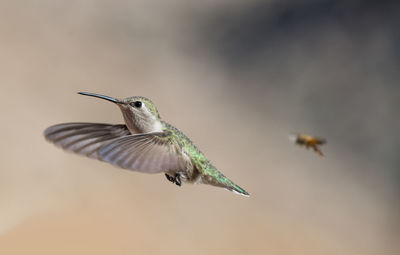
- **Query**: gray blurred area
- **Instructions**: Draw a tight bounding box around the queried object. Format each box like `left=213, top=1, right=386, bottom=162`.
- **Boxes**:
left=0, top=0, right=399, bottom=254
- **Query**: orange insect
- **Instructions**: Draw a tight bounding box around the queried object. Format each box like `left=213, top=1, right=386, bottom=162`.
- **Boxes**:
left=289, top=134, right=326, bottom=156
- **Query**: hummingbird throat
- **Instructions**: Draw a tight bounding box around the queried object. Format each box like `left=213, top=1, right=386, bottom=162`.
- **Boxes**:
left=120, top=106, right=163, bottom=133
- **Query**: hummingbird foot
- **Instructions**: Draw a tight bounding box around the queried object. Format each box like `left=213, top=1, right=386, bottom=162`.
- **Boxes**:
left=164, top=173, right=181, bottom=186
left=174, top=174, right=181, bottom=186
left=165, top=173, right=175, bottom=183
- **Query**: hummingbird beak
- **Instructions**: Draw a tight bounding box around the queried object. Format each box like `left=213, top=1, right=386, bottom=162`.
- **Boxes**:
left=78, top=92, right=123, bottom=104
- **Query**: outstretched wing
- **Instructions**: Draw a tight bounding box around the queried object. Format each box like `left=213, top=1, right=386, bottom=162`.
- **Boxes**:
left=97, top=131, right=188, bottom=173
left=44, top=123, right=130, bottom=158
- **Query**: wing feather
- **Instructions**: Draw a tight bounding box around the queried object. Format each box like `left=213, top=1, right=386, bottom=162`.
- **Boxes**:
left=44, top=123, right=130, bottom=158
left=45, top=123, right=188, bottom=174
left=98, top=132, right=187, bottom=173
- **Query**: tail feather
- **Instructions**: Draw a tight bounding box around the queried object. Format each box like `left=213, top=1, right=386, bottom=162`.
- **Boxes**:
left=204, top=171, right=249, bottom=197
left=227, top=183, right=250, bottom=197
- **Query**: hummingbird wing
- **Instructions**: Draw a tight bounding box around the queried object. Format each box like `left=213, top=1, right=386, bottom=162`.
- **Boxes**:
left=44, top=123, right=130, bottom=158
left=97, top=131, right=187, bottom=174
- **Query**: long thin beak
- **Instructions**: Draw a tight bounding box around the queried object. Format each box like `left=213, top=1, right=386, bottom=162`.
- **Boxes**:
left=78, top=92, right=123, bottom=104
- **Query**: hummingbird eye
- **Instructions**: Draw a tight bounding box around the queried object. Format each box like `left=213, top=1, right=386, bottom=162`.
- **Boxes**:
left=131, top=101, right=142, bottom=108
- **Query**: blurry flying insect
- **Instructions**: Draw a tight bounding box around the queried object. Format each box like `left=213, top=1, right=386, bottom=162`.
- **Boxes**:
left=289, top=134, right=326, bottom=156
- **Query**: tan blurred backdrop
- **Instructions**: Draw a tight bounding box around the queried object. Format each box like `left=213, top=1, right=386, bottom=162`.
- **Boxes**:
left=0, top=1, right=399, bottom=255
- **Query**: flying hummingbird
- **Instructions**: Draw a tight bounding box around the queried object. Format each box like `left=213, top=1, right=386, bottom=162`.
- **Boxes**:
left=44, top=92, right=249, bottom=196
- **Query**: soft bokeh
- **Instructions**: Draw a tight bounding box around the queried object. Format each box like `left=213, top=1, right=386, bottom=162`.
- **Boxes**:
left=0, top=1, right=398, bottom=254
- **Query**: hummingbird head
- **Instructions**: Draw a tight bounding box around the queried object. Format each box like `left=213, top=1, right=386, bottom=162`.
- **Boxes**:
left=78, top=92, right=162, bottom=133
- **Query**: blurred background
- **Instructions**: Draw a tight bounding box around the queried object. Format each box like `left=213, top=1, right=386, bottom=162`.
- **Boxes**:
left=0, top=0, right=399, bottom=254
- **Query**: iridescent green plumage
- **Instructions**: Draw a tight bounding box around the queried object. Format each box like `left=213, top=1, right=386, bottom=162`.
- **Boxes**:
left=161, top=121, right=249, bottom=196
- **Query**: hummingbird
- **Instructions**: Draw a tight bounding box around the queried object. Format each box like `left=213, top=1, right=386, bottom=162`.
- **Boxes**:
left=44, top=92, right=249, bottom=196
left=289, top=133, right=326, bottom=156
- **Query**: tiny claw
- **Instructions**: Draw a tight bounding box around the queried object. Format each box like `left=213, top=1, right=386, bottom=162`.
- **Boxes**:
left=175, top=174, right=181, bottom=186
left=165, top=173, right=175, bottom=183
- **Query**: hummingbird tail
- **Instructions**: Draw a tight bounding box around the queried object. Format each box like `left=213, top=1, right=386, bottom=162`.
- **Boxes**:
left=227, top=183, right=250, bottom=197
left=204, top=172, right=249, bottom=197
left=201, top=164, right=249, bottom=197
